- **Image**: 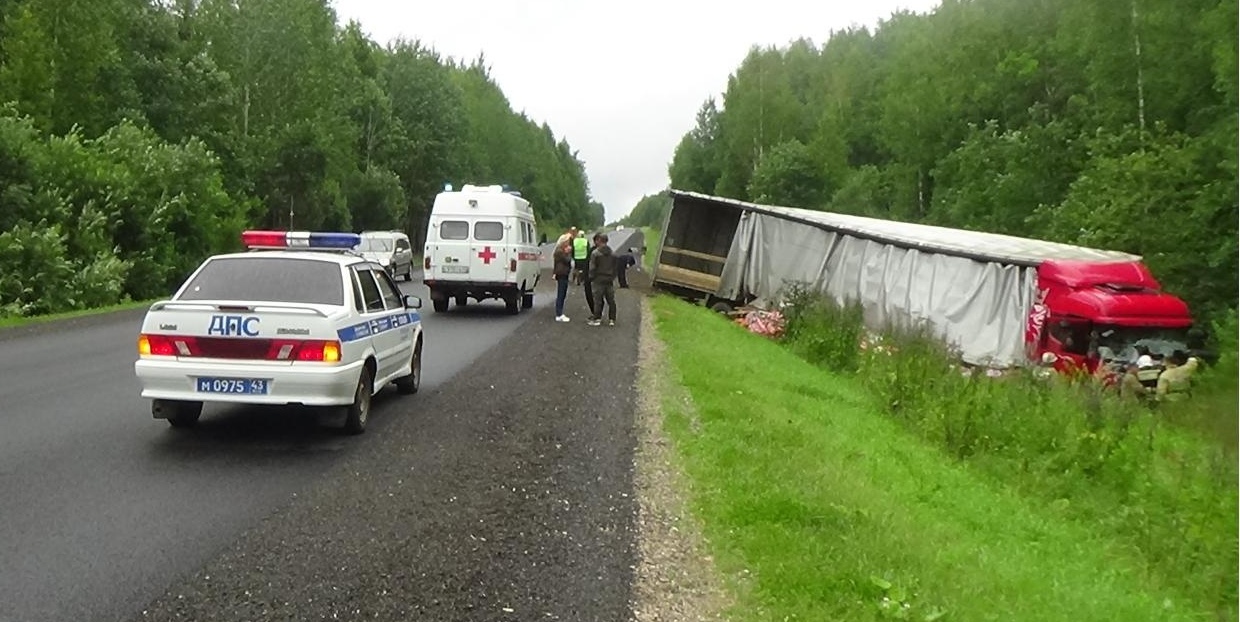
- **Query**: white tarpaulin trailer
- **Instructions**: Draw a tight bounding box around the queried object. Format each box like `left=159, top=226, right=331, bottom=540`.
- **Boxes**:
left=655, top=191, right=1139, bottom=368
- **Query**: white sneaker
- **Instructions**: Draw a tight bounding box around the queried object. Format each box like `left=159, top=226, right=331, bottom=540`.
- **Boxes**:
left=555, top=315, right=571, bottom=322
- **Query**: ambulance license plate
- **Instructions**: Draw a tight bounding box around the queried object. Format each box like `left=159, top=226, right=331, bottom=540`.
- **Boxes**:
left=196, top=377, right=270, bottom=395
left=442, top=265, right=470, bottom=274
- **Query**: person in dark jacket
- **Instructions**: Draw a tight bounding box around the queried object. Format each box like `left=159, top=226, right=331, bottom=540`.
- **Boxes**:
left=587, top=233, right=617, bottom=326
left=552, top=239, right=573, bottom=322
left=581, top=234, right=595, bottom=316
left=616, top=249, right=636, bottom=288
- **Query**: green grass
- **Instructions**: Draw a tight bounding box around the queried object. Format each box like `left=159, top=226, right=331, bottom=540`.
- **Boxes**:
left=652, top=295, right=1218, bottom=622
left=641, top=226, right=661, bottom=271
left=777, top=290, right=1237, bottom=618
left=0, top=298, right=155, bottom=330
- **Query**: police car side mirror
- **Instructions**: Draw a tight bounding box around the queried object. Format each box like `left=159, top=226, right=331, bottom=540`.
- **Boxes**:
left=404, top=295, right=422, bottom=309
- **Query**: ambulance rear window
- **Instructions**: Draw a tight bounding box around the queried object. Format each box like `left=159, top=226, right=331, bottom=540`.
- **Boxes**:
left=440, top=221, right=468, bottom=240
left=474, top=221, right=504, bottom=241
left=177, top=257, right=345, bottom=306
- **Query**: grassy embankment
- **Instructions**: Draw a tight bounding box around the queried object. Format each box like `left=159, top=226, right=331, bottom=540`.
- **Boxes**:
left=0, top=298, right=155, bottom=330
left=651, top=294, right=1237, bottom=622
left=640, top=226, right=661, bottom=271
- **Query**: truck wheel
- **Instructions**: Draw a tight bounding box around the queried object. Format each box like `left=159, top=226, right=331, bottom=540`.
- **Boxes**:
left=455, top=295, right=468, bottom=308
left=505, top=295, right=519, bottom=315
left=395, top=340, right=422, bottom=395
left=432, top=298, right=448, bottom=313
left=342, top=366, right=373, bottom=435
left=522, top=292, right=534, bottom=310
left=159, top=400, right=203, bottom=428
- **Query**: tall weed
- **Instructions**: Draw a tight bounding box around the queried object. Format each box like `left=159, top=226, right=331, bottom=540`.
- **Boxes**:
left=779, top=289, right=1239, bottom=617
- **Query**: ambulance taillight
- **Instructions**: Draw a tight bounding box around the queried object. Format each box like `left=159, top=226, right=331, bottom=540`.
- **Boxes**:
left=509, top=258, right=517, bottom=272
left=424, top=256, right=431, bottom=270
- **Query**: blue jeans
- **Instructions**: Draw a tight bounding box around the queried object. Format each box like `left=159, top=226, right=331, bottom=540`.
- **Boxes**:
left=555, top=276, right=569, bottom=315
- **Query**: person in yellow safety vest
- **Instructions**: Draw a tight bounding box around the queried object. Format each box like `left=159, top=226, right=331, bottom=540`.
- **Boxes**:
left=1118, top=362, right=1149, bottom=401
left=1156, top=351, right=1198, bottom=402
left=572, top=231, right=590, bottom=286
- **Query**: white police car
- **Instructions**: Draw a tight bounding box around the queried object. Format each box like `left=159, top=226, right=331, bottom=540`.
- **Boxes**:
left=133, top=230, right=424, bottom=434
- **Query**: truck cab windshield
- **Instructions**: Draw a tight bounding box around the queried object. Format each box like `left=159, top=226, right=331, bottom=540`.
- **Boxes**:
left=1093, top=325, right=1190, bottom=363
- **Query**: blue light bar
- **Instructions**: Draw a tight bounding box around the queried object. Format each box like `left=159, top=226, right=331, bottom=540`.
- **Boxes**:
left=308, top=232, right=361, bottom=248
left=241, top=230, right=361, bottom=250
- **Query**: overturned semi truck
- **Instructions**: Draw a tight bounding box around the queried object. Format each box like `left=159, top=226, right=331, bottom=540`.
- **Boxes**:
left=651, top=190, right=1197, bottom=372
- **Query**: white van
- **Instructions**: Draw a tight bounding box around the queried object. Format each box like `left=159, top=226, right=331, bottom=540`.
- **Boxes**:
left=422, top=184, right=542, bottom=314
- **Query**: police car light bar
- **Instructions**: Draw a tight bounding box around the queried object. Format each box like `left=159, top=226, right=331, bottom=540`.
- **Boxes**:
left=241, top=230, right=361, bottom=250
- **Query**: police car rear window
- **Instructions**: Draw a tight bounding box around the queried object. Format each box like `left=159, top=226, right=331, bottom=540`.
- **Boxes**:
left=177, top=257, right=344, bottom=306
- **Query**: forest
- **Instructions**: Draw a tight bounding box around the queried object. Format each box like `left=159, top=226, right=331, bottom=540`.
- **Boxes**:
left=645, top=0, right=1237, bottom=329
left=0, top=0, right=603, bottom=318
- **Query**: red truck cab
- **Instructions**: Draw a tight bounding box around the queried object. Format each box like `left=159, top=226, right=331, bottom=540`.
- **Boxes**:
left=1025, top=260, right=1194, bottom=375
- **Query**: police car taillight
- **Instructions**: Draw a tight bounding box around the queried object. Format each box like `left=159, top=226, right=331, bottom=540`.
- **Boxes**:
left=138, top=333, right=341, bottom=362
left=241, top=230, right=361, bottom=250
left=138, top=334, right=177, bottom=356
left=293, top=340, right=341, bottom=362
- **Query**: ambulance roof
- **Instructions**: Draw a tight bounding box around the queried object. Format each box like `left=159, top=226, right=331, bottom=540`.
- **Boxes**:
left=432, top=184, right=533, bottom=215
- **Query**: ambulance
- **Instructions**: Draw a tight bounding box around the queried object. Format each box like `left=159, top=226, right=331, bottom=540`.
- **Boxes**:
left=422, top=184, right=542, bottom=314
left=133, top=230, right=425, bottom=435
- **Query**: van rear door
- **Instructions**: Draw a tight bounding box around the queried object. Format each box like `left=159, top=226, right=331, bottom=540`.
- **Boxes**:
left=428, top=218, right=472, bottom=279
left=468, top=218, right=510, bottom=283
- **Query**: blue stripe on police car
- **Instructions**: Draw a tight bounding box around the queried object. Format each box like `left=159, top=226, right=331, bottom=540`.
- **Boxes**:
left=337, top=311, right=420, bottom=343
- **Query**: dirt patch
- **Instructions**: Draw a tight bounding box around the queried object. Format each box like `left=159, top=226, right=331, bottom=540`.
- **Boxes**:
left=630, top=295, right=732, bottom=621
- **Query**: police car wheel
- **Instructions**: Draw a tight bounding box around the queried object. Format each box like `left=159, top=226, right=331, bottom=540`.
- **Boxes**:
left=396, top=340, right=422, bottom=395
left=342, top=366, right=374, bottom=435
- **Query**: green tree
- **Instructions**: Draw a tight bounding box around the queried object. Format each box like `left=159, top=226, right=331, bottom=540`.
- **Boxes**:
left=747, top=138, right=827, bottom=208
left=0, top=0, right=593, bottom=318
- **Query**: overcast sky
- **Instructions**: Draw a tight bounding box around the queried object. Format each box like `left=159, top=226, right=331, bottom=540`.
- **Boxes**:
left=330, top=0, right=941, bottom=223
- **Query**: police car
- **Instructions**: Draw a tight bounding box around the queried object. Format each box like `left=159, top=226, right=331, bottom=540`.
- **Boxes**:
left=133, top=230, right=424, bottom=434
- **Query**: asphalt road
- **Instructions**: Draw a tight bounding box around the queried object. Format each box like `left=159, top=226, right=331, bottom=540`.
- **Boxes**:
left=0, top=273, right=546, bottom=622
left=131, top=276, right=641, bottom=621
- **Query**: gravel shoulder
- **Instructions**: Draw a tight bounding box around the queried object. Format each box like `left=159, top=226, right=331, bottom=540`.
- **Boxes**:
left=630, top=294, right=732, bottom=622
left=132, top=276, right=640, bottom=622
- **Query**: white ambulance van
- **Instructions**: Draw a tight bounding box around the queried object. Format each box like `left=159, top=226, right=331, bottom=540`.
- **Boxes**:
left=422, top=184, right=541, bottom=314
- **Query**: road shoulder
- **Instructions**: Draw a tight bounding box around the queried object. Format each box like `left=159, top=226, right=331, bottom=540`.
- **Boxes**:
left=630, top=294, right=732, bottom=621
